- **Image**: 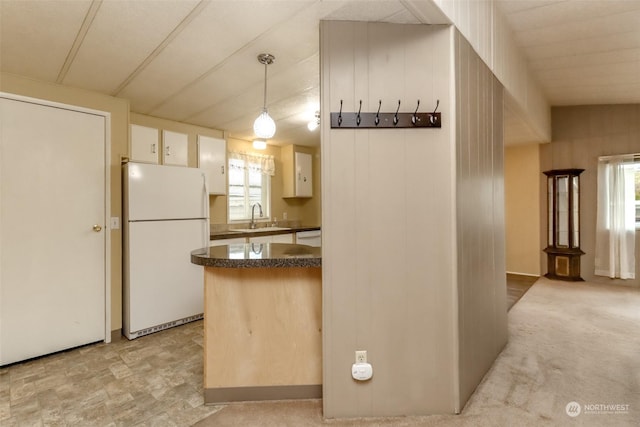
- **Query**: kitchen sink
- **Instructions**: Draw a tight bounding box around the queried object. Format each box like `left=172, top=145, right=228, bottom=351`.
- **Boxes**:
left=232, top=227, right=292, bottom=232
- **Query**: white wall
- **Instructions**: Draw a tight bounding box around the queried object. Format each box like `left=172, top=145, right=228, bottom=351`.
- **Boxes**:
left=321, top=22, right=457, bottom=417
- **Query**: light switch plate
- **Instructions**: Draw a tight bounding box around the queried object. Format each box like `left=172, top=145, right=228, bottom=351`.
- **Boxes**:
left=110, top=217, right=120, bottom=230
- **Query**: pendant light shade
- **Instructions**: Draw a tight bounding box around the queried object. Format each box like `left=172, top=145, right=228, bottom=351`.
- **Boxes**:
left=253, top=110, right=276, bottom=139
left=254, top=53, right=276, bottom=139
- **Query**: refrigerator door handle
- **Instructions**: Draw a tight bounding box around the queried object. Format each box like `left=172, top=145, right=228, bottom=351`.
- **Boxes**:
left=202, top=171, right=210, bottom=249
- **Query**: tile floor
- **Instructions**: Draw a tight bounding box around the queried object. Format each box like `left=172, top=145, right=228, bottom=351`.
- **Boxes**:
left=0, top=320, right=221, bottom=426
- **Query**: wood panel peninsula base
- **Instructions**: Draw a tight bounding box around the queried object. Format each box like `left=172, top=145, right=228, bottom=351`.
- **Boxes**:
left=191, top=243, right=322, bottom=404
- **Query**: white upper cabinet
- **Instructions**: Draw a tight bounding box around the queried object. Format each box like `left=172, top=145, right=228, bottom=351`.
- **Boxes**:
left=130, top=124, right=159, bottom=164
left=162, top=130, right=188, bottom=166
left=282, top=144, right=313, bottom=198
left=197, top=135, right=226, bottom=195
left=295, top=152, right=313, bottom=197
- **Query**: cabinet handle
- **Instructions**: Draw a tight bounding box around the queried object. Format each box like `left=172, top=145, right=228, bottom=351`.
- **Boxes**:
left=221, top=165, right=225, bottom=175
left=166, top=145, right=171, bottom=156
left=151, top=143, right=156, bottom=154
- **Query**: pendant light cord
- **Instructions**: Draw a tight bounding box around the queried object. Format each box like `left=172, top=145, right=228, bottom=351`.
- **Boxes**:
left=263, top=62, right=268, bottom=111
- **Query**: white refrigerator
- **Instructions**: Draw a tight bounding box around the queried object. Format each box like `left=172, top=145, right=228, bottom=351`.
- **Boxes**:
left=123, top=162, right=209, bottom=339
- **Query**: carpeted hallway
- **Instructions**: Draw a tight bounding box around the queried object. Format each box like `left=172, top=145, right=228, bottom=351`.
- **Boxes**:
left=196, top=278, right=640, bottom=426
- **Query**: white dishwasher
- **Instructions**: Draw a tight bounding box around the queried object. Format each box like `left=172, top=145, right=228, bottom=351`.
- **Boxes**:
left=296, top=230, right=321, bottom=247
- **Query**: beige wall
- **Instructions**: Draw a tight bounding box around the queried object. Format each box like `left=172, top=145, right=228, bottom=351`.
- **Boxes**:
left=505, top=143, right=541, bottom=276
left=542, top=105, right=640, bottom=287
left=454, top=30, right=508, bottom=408
left=1, top=72, right=129, bottom=332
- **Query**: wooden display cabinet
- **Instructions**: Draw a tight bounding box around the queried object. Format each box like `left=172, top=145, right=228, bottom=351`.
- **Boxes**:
left=543, top=169, right=584, bottom=281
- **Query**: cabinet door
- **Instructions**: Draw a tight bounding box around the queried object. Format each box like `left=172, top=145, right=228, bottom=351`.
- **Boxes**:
left=198, top=135, right=226, bottom=194
left=248, top=235, right=272, bottom=244
left=130, top=124, right=159, bottom=164
left=209, top=237, right=246, bottom=246
left=295, top=152, right=313, bottom=197
left=296, top=231, right=321, bottom=247
left=162, top=130, right=188, bottom=166
left=272, top=233, right=294, bottom=244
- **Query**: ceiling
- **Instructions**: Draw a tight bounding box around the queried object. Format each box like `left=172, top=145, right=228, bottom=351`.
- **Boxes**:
left=1, top=1, right=639, bottom=147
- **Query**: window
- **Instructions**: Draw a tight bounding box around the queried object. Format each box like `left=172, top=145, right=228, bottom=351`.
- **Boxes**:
left=595, top=155, right=637, bottom=279
left=227, top=151, right=275, bottom=222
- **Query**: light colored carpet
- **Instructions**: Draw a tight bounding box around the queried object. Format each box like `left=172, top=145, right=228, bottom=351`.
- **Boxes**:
left=196, top=277, right=640, bottom=426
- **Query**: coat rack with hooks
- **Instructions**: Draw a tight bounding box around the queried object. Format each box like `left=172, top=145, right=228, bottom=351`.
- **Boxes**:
left=330, top=99, right=441, bottom=129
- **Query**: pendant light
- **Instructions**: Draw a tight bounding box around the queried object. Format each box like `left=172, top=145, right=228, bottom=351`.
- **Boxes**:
left=307, top=111, right=320, bottom=131
left=253, top=53, right=276, bottom=139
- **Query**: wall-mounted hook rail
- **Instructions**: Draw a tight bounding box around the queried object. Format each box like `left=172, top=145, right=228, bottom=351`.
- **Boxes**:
left=330, top=99, right=441, bottom=129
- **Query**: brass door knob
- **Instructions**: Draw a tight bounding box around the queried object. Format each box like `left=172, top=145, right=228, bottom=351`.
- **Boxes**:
left=93, top=224, right=103, bottom=232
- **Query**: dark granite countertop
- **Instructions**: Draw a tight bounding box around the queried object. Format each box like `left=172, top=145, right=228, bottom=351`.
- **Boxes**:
left=210, top=226, right=320, bottom=241
left=191, top=243, right=321, bottom=268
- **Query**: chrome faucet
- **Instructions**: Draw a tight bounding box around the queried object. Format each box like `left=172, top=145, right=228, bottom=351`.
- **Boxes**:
left=250, top=203, right=263, bottom=229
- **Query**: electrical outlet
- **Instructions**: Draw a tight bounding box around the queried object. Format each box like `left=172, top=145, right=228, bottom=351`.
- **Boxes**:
left=355, top=350, right=367, bottom=364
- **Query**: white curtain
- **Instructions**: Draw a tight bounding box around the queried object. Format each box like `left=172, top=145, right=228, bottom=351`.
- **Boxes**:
left=228, top=150, right=275, bottom=176
left=595, top=155, right=636, bottom=279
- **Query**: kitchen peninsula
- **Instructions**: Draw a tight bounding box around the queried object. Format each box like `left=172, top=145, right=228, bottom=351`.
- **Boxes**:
left=191, top=242, right=322, bottom=404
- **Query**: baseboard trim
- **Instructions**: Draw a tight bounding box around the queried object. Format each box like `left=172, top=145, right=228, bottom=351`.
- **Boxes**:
left=506, top=271, right=540, bottom=278
left=204, top=384, right=322, bottom=404
left=111, top=329, right=122, bottom=342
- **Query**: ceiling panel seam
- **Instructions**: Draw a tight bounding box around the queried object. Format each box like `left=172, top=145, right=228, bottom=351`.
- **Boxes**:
left=208, top=85, right=318, bottom=133
left=111, top=0, right=209, bottom=97
left=145, top=1, right=315, bottom=116
left=182, top=52, right=319, bottom=124
left=56, top=0, right=103, bottom=84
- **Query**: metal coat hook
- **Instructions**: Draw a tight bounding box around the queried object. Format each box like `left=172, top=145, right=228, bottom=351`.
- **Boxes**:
left=430, top=99, right=440, bottom=125
left=393, top=100, right=401, bottom=125
left=412, top=100, right=420, bottom=125
left=375, top=100, right=382, bottom=126
left=356, top=100, right=362, bottom=126
left=338, top=100, right=343, bottom=126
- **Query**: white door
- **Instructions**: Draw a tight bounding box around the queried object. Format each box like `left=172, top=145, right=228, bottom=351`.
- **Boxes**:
left=0, top=96, right=107, bottom=366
